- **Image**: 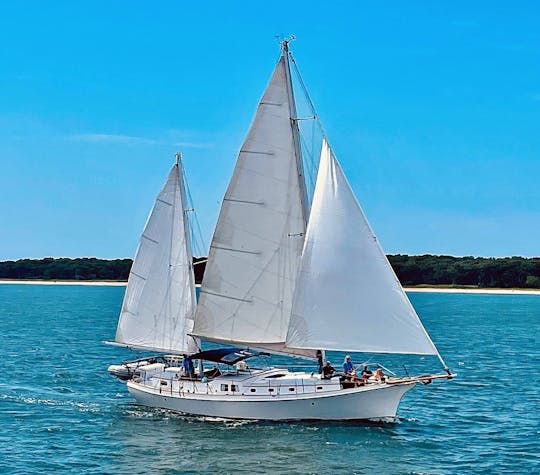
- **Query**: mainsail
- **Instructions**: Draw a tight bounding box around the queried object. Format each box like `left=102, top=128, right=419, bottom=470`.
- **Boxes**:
left=286, top=140, right=439, bottom=355
left=115, top=160, right=197, bottom=354
left=193, top=54, right=310, bottom=353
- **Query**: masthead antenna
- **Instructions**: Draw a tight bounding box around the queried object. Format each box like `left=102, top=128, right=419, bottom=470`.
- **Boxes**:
left=280, top=34, right=296, bottom=55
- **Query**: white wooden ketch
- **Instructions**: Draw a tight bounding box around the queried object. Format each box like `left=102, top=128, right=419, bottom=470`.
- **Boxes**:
left=107, top=40, right=454, bottom=421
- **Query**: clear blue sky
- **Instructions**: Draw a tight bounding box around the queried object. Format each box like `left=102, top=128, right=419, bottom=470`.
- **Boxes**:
left=1, top=1, right=539, bottom=260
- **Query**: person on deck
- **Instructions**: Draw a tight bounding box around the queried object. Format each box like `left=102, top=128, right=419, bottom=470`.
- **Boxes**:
left=343, top=355, right=355, bottom=377
left=361, top=365, right=373, bottom=380
left=342, top=356, right=368, bottom=386
left=316, top=350, right=324, bottom=374
left=374, top=367, right=386, bottom=382
left=322, top=361, right=336, bottom=379
left=182, top=355, right=195, bottom=378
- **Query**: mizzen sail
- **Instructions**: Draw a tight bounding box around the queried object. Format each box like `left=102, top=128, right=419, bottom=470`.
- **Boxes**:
left=193, top=55, right=308, bottom=350
left=115, top=162, right=197, bottom=354
left=286, top=140, right=439, bottom=355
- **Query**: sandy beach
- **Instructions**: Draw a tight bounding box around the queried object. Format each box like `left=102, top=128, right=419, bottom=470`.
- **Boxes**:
left=1, top=279, right=539, bottom=295
left=404, top=287, right=540, bottom=296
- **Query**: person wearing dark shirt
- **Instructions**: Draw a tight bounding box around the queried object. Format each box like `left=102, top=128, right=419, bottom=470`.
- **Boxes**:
left=361, top=365, right=373, bottom=380
left=316, top=350, right=324, bottom=374
left=322, top=361, right=336, bottom=379
left=182, top=355, right=195, bottom=378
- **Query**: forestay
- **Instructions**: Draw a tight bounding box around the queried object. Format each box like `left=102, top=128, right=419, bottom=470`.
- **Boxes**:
left=193, top=57, right=308, bottom=350
left=115, top=163, right=197, bottom=354
left=286, top=140, right=439, bottom=355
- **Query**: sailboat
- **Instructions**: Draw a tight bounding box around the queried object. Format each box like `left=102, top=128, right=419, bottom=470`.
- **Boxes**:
left=108, top=40, right=454, bottom=421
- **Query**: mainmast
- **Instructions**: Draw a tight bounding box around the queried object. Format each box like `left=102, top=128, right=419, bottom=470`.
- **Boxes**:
left=192, top=39, right=314, bottom=356
left=281, top=38, right=310, bottom=227
left=175, top=151, right=200, bottom=353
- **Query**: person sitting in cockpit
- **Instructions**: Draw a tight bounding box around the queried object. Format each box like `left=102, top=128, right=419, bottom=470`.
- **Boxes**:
left=322, top=361, right=336, bottom=379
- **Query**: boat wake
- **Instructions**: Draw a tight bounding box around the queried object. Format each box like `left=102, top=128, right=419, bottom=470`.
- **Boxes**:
left=0, top=392, right=103, bottom=413
left=120, top=403, right=258, bottom=426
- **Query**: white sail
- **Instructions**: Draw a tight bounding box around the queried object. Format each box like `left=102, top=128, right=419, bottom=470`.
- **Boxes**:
left=286, top=140, right=439, bottom=355
left=115, top=162, right=197, bottom=354
left=193, top=56, right=308, bottom=350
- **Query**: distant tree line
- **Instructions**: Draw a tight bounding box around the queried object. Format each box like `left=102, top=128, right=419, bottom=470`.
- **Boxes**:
left=388, top=255, right=540, bottom=289
left=0, top=257, right=207, bottom=283
left=1, top=255, right=539, bottom=288
left=0, top=258, right=133, bottom=281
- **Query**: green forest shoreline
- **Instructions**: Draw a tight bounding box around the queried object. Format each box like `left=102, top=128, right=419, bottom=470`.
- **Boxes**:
left=1, top=255, right=539, bottom=289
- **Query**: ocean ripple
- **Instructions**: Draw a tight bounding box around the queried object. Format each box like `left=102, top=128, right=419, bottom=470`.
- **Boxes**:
left=0, top=285, right=538, bottom=474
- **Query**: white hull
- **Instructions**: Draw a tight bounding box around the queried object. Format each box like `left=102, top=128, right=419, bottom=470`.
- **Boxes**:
left=126, top=378, right=415, bottom=421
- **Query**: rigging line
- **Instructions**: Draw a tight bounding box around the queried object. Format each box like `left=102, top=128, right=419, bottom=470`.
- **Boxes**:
left=290, top=57, right=317, bottom=116
left=289, top=54, right=331, bottom=147
left=299, top=133, right=318, bottom=185
left=297, top=127, right=316, bottom=163
left=182, top=165, right=207, bottom=255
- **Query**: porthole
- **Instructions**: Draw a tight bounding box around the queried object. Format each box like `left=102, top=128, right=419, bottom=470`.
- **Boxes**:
left=250, top=388, right=256, bottom=393
left=268, top=388, right=274, bottom=392
left=289, top=388, right=295, bottom=392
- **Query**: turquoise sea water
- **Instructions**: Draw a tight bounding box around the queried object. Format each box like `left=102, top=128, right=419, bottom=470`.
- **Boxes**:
left=0, top=284, right=538, bottom=474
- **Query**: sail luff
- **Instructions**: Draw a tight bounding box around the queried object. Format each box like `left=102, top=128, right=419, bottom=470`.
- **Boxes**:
left=176, top=158, right=198, bottom=353
left=282, top=41, right=309, bottom=226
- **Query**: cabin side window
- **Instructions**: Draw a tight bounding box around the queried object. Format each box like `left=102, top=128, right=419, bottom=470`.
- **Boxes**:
left=220, top=384, right=229, bottom=391
left=231, top=384, right=238, bottom=392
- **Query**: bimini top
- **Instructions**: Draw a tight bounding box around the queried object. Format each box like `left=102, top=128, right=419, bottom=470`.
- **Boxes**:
left=190, top=348, right=269, bottom=365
